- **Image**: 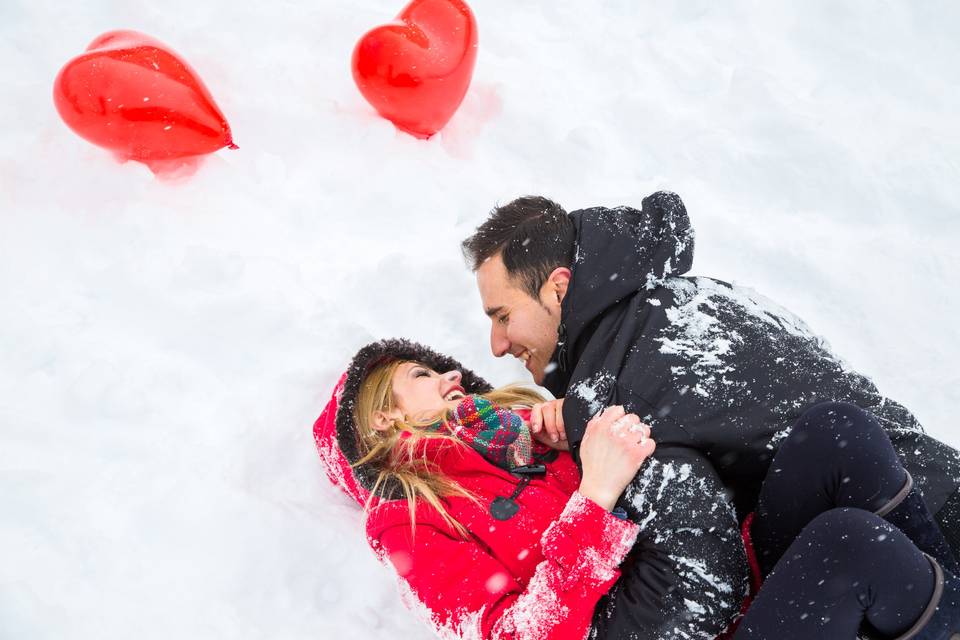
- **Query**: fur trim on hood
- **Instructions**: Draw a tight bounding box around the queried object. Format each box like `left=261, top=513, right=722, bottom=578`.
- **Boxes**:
left=314, top=339, right=492, bottom=503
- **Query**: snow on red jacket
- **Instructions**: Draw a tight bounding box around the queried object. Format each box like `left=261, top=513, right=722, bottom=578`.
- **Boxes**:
left=365, top=438, right=639, bottom=640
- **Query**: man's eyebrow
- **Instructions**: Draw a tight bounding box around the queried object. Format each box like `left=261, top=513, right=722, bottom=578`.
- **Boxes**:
left=484, top=305, right=505, bottom=318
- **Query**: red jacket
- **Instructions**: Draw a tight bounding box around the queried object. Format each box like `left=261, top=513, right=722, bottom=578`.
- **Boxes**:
left=315, top=381, right=639, bottom=640
left=367, top=440, right=639, bottom=640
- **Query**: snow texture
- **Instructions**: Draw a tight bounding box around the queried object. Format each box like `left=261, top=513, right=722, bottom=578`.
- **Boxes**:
left=657, top=276, right=836, bottom=398
left=556, top=491, right=641, bottom=583
left=571, top=371, right=619, bottom=416
left=2, top=1, right=960, bottom=639
left=493, top=561, right=570, bottom=640
left=626, top=459, right=747, bottom=638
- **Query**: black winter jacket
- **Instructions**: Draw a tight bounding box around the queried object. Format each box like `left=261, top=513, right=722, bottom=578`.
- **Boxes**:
left=544, top=191, right=960, bottom=639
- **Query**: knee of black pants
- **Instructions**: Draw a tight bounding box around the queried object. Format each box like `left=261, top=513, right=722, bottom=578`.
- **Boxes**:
left=787, top=508, right=892, bottom=573
left=785, top=401, right=883, bottom=456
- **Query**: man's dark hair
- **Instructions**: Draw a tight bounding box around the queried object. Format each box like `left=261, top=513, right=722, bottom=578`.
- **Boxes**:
left=461, top=196, right=576, bottom=300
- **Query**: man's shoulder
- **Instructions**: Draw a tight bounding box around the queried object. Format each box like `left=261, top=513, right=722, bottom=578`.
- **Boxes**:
left=648, top=275, right=820, bottom=340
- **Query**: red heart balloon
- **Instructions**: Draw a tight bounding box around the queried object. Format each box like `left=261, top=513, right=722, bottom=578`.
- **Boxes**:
left=352, top=0, right=478, bottom=139
left=53, top=30, right=236, bottom=170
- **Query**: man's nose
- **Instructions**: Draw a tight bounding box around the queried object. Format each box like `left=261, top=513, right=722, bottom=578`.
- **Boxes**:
left=490, top=325, right=510, bottom=358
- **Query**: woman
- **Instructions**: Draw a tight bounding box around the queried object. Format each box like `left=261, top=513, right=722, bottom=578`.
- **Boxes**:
left=315, top=338, right=656, bottom=640
left=314, top=339, right=959, bottom=640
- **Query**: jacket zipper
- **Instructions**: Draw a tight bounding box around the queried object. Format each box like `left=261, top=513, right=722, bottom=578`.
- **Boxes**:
left=556, top=323, right=569, bottom=372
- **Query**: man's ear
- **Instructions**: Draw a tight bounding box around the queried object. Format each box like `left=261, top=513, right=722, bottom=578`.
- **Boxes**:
left=546, top=267, right=572, bottom=305
left=371, top=409, right=402, bottom=432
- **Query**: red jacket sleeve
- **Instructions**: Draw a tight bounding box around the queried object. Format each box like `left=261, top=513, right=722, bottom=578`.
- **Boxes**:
left=369, top=492, right=639, bottom=640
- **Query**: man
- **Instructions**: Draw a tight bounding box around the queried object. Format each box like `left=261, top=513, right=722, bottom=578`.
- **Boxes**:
left=462, top=191, right=960, bottom=639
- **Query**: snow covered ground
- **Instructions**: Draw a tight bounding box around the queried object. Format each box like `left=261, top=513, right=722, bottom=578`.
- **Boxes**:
left=2, top=1, right=959, bottom=638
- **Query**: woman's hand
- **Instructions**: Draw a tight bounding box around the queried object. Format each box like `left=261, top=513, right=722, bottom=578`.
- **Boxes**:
left=578, top=406, right=656, bottom=511
left=530, top=398, right=567, bottom=449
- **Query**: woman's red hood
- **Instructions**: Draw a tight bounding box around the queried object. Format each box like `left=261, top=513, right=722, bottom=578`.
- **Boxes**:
left=313, top=372, right=374, bottom=507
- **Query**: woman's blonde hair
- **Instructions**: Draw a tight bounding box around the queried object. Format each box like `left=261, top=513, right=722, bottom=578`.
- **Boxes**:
left=352, top=359, right=546, bottom=537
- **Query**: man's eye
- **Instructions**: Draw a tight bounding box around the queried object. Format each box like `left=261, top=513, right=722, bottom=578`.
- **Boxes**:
left=498, top=314, right=509, bottom=325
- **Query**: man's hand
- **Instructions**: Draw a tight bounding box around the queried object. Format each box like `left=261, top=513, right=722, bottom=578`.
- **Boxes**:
left=530, top=398, right=566, bottom=446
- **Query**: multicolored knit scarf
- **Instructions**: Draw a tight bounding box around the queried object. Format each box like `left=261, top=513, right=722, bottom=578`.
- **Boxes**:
left=428, top=395, right=533, bottom=471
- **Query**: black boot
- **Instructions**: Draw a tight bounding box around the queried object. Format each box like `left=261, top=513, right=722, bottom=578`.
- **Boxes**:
left=904, top=557, right=960, bottom=640
left=879, top=472, right=960, bottom=577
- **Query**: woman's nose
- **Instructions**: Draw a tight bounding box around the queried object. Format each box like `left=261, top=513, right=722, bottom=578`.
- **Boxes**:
left=444, top=370, right=462, bottom=384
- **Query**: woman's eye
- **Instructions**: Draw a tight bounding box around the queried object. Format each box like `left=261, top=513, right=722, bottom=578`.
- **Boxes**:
left=414, top=369, right=430, bottom=378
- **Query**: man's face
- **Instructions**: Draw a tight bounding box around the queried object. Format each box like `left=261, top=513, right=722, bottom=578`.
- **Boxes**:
left=475, top=254, right=565, bottom=384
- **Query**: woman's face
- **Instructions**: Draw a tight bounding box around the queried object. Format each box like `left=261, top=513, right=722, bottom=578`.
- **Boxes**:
left=389, top=362, right=466, bottom=422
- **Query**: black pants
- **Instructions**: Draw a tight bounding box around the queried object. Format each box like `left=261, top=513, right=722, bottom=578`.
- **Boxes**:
left=735, top=402, right=936, bottom=639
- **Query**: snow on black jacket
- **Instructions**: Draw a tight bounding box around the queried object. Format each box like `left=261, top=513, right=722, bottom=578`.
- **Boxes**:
left=544, top=192, right=960, bottom=636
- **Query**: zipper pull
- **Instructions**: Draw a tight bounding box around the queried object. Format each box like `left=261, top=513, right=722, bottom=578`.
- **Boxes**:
left=511, top=463, right=546, bottom=477
left=490, top=476, right=534, bottom=521
left=556, top=323, right=568, bottom=372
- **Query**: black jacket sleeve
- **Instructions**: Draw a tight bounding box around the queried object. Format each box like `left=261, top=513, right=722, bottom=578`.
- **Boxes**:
left=590, top=444, right=749, bottom=640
